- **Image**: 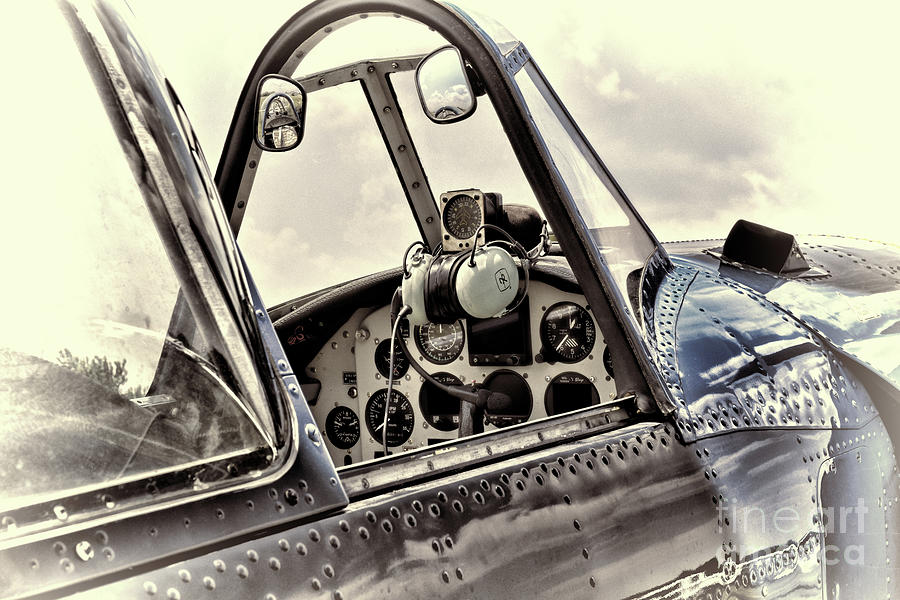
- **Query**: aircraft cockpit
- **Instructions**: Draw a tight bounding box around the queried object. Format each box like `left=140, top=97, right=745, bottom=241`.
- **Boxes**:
left=232, top=11, right=662, bottom=468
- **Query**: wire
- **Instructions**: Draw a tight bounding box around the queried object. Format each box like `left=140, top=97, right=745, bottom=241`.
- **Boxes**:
left=383, top=304, right=411, bottom=456
left=527, top=220, right=550, bottom=259
left=402, top=241, right=427, bottom=278
left=467, top=224, right=525, bottom=267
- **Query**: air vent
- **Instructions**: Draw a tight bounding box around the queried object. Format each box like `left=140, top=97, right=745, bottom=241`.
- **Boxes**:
left=722, top=219, right=810, bottom=274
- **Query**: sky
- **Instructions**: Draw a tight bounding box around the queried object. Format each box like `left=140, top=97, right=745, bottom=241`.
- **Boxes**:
left=128, top=1, right=900, bottom=300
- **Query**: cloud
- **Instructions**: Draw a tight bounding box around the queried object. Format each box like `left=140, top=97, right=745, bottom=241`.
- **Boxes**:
left=594, top=70, right=636, bottom=102
left=131, top=0, right=900, bottom=283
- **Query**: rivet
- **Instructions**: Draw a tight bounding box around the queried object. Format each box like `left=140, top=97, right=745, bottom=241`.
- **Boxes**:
left=213, top=559, right=226, bottom=573
left=247, top=550, right=259, bottom=562
left=441, top=570, right=450, bottom=583
left=269, top=557, right=281, bottom=571
left=75, top=541, right=94, bottom=562
left=166, top=589, right=180, bottom=600
left=306, top=424, right=321, bottom=446
left=144, top=582, right=158, bottom=595
left=311, top=578, right=322, bottom=591
left=323, top=564, right=335, bottom=578
left=203, top=577, right=215, bottom=590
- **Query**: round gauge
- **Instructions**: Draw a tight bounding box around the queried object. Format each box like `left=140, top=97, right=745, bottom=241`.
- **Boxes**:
left=544, top=372, right=600, bottom=416
left=374, top=338, right=409, bottom=379
left=415, top=321, right=465, bottom=364
left=482, top=370, right=532, bottom=428
left=603, top=346, right=614, bottom=379
left=325, top=406, right=360, bottom=449
left=419, top=372, right=463, bottom=431
left=540, top=302, right=596, bottom=363
left=365, top=388, right=415, bottom=447
left=442, top=193, right=481, bottom=240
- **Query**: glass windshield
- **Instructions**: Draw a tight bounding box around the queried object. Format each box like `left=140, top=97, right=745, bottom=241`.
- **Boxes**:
left=0, top=4, right=270, bottom=510
left=239, top=81, right=422, bottom=305
left=515, top=63, right=659, bottom=313
left=391, top=70, right=543, bottom=218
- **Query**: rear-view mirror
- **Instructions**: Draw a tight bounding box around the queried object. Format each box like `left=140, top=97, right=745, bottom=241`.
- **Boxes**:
left=254, top=74, right=306, bottom=152
left=415, top=46, right=476, bottom=124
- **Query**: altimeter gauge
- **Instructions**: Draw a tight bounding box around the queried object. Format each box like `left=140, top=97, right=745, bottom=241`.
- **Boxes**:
left=414, top=320, right=465, bottom=364
left=539, top=302, right=596, bottom=363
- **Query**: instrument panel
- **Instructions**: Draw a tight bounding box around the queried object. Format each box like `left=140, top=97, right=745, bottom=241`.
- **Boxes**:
left=303, top=281, right=617, bottom=465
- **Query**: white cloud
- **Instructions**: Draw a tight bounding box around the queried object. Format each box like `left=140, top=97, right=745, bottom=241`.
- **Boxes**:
left=595, top=70, right=636, bottom=102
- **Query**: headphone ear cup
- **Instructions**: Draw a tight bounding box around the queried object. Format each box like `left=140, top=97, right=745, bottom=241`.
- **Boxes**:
left=401, top=251, right=433, bottom=326
left=454, top=246, right=520, bottom=319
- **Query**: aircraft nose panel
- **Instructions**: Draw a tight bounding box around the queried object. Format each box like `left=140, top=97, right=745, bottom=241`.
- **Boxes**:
left=656, top=261, right=877, bottom=442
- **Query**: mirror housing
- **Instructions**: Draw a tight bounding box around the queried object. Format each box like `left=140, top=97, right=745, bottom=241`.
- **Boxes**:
left=415, top=46, right=476, bottom=124
left=254, top=74, right=306, bottom=152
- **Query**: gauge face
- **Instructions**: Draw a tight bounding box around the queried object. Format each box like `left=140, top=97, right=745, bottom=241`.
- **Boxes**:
left=540, top=302, right=596, bottom=363
left=374, top=338, right=409, bottom=379
left=325, top=406, right=360, bottom=449
left=544, top=372, right=600, bottom=416
left=415, top=321, right=465, bottom=364
left=419, top=373, right=462, bottom=431
left=365, top=389, right=415, bottom=447
left=442, top=194, right=481, bottom=240
left=482, top=370, right=532, bottom=428
left=603, top=346, right=614, bottom=379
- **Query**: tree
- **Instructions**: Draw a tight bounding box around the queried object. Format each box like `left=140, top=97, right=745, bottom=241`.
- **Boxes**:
left=57, top=349, right=130, bottom=395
